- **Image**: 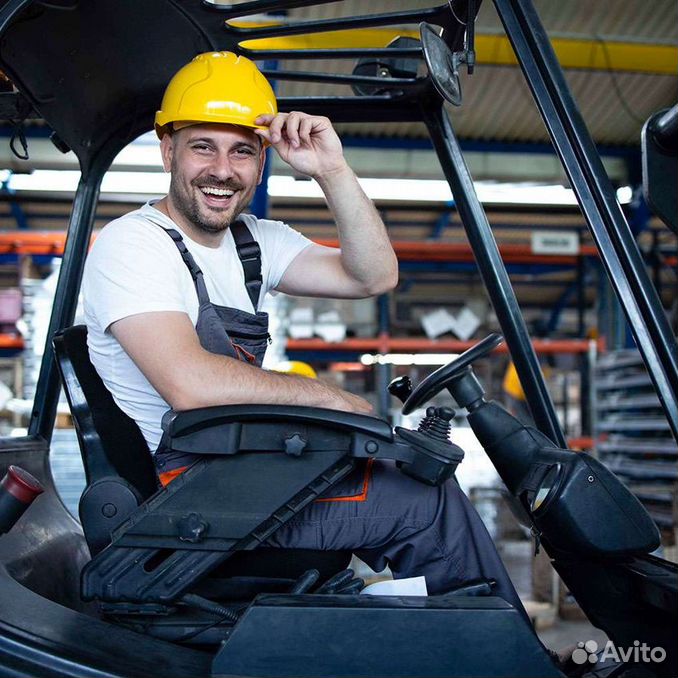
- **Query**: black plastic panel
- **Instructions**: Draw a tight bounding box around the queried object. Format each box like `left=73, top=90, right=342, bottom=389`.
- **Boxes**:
left=213, top=594, right=562, bottom=677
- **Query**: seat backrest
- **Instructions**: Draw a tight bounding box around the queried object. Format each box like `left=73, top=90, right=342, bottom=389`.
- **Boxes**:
left=53, top=325, right=158, bottom=500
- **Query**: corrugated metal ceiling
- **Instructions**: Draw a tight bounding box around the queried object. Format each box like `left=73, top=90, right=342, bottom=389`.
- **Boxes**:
left=237, top=0, right=678, bottom=145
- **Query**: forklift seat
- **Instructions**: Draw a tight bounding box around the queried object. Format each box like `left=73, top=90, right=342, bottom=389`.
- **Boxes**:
left=53, top=325, right=351, bottom=578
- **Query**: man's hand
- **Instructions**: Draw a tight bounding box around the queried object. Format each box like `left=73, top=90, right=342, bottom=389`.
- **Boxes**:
left=320, top=381, right=374, bottom=415
left=254, top=112, right=348, bottom=180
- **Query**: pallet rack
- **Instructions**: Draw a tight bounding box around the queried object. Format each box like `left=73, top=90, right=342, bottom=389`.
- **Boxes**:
left=595, top=349, right=678, bottom=536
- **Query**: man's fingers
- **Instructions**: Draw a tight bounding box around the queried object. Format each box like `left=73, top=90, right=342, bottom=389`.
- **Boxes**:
left=254, top=128, right=271, bottom=143
left=285, top=112, right=304, bottom=148
left=254, top=114, right=275, bottom=126
left=298, top=116, right=314, bottom=145
left=255, top=112, right=330, bottom=148
left=266, top=113, right=287, bottom=144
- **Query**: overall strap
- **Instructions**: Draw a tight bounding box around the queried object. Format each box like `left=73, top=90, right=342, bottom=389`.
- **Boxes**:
left=162, top=228, right=211, bottom=304
left=230, top=219, right=262, bottom=311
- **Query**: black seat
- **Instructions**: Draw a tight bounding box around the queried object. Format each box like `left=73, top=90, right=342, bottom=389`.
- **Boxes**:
left=53, top=325, right=351, bottom=578
left=54, top=325, right=158, bottom=499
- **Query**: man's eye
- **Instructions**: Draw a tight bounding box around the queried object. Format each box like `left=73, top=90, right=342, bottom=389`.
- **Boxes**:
left=193, top=144, right=212, bottom=152
left=235, top=147, right=255, bottom=156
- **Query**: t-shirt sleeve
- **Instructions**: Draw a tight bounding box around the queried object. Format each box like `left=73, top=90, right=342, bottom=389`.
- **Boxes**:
left=253, top=218, right=313, bottom=292
left=83, top=218, right=189, bottom=332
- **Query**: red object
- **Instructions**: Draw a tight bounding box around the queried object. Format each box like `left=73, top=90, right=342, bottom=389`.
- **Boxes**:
left=0, top=334, right=24, bottom=349
left=1, top=466, right=44, bottom=504
left=566, top=437, right=595, bottom=450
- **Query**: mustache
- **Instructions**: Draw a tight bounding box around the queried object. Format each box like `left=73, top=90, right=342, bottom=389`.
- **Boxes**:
left=193, top=178, right=244, bottom=191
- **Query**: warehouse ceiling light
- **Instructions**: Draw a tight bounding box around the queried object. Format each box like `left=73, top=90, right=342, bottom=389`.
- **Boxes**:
left=268, top=175, right=633, bottom=206
left=3, top=170, right=634, bottom=207
left=360, top=353, right=461, bottom=366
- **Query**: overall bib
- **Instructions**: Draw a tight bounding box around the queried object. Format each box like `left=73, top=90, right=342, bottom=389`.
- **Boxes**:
left=154, top=219, right=270, bottom=481
left=152, top=219, right=525, bottom=612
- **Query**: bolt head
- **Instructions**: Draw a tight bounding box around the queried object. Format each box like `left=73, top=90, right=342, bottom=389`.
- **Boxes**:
left=102, top=503, right=117, bottom=518
left=365, top=440, right=379, bottom=454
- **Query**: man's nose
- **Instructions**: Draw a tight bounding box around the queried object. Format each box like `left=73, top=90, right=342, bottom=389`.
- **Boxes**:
left=209, top=152, right=235, bottom=180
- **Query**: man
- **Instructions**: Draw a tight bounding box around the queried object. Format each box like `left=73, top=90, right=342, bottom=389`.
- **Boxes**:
left=83, top=52, right=523, bottom=610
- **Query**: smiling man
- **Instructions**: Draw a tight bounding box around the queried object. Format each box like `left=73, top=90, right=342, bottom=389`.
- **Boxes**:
left=82, top=52, right=524, bottom=610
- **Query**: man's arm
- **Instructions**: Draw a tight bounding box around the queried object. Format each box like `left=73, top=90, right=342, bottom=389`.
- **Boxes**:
left=255, top=112, right=398, bottom=299
left=111, top=311, right=373, bottom=413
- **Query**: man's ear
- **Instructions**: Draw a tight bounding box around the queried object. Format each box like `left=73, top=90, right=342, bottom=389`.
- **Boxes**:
left=256, top=145, right=267, bottom=185
left=160, top=133, right=173, bottom=172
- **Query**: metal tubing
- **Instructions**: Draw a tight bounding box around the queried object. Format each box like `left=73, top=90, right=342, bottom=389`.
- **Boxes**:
left=28, top=170, right=103, bottom=441
left=277, top=96, right=421, bottom=123
left=376, top=294, right=392, bottom=419
left=494, top=0, right=678, bottom=443
left=421, top=102, right=566, bottom=448
left=205, top=0, right=349, bottom=19
left=226, top=5, right=450, bottom=41
left=576, top=254, right=585, bottom=337
left=242, top=47, right=422, bottom=60
left=580, top=351, right=591, bottom=437
left=260, top=69, right=421, bottom=88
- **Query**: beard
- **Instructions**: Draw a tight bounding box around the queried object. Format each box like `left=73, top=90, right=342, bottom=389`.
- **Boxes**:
left=168, top=169, right=249, bottom=235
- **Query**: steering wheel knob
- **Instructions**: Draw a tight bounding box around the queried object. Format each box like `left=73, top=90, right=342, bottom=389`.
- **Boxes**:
left=388, top=375, right=413, bottom=404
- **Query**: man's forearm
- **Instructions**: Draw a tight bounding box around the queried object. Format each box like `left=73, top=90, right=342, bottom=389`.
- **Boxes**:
left=169, top=347, right=362, bottom=413
left=315, top=164, right=398, bottom=295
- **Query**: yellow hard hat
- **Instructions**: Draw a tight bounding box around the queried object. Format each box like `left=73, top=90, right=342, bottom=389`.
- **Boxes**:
left=271, top=361, right=318, bottom=379
left=502, top=361, right=526, bottom=401
left=154, top=52, right=277, bottom=139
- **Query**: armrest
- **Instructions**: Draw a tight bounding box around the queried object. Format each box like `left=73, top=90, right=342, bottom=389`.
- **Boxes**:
left=160, top=404, right=394, bottom=455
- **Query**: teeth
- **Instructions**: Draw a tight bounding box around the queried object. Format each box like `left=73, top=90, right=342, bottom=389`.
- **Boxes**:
left=201, top=187, right=235, bottom=197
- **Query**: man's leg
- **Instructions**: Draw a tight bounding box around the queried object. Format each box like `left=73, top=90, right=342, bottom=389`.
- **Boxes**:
left=267, top=459, right=524, bottom=612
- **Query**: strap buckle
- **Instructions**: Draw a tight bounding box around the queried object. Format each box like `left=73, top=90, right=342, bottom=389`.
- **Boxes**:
left=236, top=241, right=261, bottom=262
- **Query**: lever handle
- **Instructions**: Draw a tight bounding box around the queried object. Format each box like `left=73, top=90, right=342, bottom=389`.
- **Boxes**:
left=435, top=407, right=455, bottom=422
left=388, top=376, right=413, bottom=404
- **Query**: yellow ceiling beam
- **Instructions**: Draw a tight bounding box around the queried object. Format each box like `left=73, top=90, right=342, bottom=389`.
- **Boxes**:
left=476, top=34, right=677, bottom=75
left=234, top=24, right=677, bottom=75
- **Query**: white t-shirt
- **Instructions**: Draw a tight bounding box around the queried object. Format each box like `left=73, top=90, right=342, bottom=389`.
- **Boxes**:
left=82, top=201, right=312, bottom=452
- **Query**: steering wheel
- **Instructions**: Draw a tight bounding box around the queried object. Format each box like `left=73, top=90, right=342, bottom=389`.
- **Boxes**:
left=401, top=334, right=503, bottom=414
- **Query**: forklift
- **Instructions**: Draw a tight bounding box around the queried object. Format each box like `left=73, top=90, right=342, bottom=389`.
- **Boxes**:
left=0, top=1, right=675, bottom=676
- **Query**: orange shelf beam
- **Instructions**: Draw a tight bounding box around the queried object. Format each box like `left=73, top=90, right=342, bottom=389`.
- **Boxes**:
left=0, top=334, right=24, bottom=349
left=1, top=336, right=598, bottom=353
left=287, top=337, right=599, bottom=354
left=0, top=232, right=69, bottom=255
left=316, top=240, right=601, bottom=266
left=0, top=233, right=673, bottom=269
left=0, top=233, right=602, bottom=264
left=567, top=436, right=595, bottom=450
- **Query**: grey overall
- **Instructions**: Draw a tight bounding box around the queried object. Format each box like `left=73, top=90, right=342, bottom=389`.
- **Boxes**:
left=155, top=220, right=525, bottom=613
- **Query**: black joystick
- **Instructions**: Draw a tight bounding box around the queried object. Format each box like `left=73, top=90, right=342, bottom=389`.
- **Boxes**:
left=418, top=406, right=455, bottom=443
left=388, top=376, right=413, bottom=404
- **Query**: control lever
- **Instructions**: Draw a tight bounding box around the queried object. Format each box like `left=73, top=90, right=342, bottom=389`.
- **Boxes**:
left=388, top=375, right=413, bottom=404
left=418, top=406, right=455, bottom=442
